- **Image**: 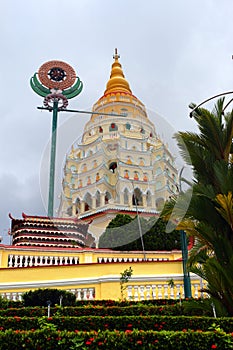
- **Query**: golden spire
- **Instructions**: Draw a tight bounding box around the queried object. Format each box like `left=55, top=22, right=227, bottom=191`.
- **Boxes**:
left=104, top=49, right=132, bottom=95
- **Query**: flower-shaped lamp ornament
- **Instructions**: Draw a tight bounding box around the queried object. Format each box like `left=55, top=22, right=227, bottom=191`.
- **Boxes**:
left=30, top=61, right=83, bottom=217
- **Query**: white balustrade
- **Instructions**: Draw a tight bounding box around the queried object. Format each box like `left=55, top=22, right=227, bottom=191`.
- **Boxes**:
left=126, top=283, right=203, bottom=301
left=7, top=254, right=79, bottom=268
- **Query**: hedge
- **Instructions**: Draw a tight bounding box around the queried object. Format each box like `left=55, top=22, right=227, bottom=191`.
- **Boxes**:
left=0, top=315, right=233, bottom=333
left=0, top=329, right=232, bottom=350
left=0, top=304, right=184, bottom=317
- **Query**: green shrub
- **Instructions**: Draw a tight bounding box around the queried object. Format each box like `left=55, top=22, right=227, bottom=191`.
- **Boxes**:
left=0, top=315, right=233, bottom=333
left=22, top=288, right=76, bottom=307
left=0, top=296, right=22, bottom=309
left=0, top=329, right=232, bottom=350
left=0, top=304, right=183, bottom=317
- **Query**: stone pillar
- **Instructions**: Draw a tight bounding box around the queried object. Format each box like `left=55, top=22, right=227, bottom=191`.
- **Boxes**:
left=100, top=193, right=105, bottom=206
left=72, top=203, right=76, bottom=216
left=80, top=201, right=85, bottom=214
left=120, top=192, right=124, bottom=205
left=92, top=196, right=96, bottom=209
left=142, top=194, right=147, bottom=207
left=128, top=193, right=132, bottom=207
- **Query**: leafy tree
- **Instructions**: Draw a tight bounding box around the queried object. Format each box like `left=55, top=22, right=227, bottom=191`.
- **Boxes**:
left=99, top=214, right=181, bottom=251
left=22, top=288, right=76, bottom=307
left=120, top=266, right=133, bottom=300
left=163, top=98, right=233, bottom=316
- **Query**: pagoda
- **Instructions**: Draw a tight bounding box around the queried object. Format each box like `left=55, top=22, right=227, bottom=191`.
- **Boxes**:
left=59, top=50, right=178, bottom=243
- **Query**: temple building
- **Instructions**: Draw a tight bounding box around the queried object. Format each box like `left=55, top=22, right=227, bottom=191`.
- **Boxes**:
left=59, top=50, right=178, bottom=243
left=0, top=51, right=202, bottom=303
left=9, top=213, right=90, bottom=248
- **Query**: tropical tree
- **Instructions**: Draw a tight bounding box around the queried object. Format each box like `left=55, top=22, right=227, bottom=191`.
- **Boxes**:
left=99, top=214, right=181, bottom=251
left=163, top=98, right=233, bottom=315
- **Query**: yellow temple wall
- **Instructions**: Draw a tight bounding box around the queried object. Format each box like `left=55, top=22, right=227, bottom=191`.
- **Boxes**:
left=0, top=245, right=203, bottom=300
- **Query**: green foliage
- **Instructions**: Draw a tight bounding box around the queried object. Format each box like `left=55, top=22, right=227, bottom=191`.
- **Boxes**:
left=120, top=267, right=133, bottom=300
left=1, top=314, right=233, bottom=333
left=1, top=300, right=233, bottom=349
left=99, top=214, right=181, bottom=251
left=164, top=99, right=233, bottom=316
left=22, top=288, right=76, bottom=307
left=0, top=329, right=232, bottom=349
left=0, top=295, right=22, bottom=309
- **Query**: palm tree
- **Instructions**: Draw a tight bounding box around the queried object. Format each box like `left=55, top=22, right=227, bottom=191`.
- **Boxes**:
left=163, top=98, right=233, bottom=315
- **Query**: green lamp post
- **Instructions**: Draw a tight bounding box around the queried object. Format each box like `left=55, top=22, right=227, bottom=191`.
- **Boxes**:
left=180, top=230, right=192, bottom=298
left=30, top=60, right=83, bottom=217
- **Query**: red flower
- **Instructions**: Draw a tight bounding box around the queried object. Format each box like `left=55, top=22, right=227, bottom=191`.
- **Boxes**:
left=125, top=329, right=132, bottom=333
left=137, top=340, right=143, bottom=344
left=127, top=324, right=133, bottom=328
left=211, top=346, right=217, bottom=349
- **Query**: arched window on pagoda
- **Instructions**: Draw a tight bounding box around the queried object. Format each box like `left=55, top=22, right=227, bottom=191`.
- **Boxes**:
left=95, top=190, right=101, bottom=207
left=81, top=163, right=87, bottom=172
left=126, top=156, right=132, bottom=164
left=99, top=126, right=103, bottom=133
left=109, top=162, right=117, bottom=173
left=143, top=173, right=148, bottom=182
left=70, top=165, right=77, bottom=173
left=109, top=123, right=118, bottom=131
left=124, top=170, right=129, bottom=179
left=84, top=193, right=92, bottom=212
left=140, top=127, right=145, bottom=134
left=139, top=157, right=145, bottom=166
left=132, top=188, right=143, bottom=206
left=125, top=122, right=131, bottom=130
left=105, top=191, right=111, bottom=204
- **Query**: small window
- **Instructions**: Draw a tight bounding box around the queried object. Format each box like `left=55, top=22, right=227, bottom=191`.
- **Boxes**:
left=109, top=123, right=118, bottom=131
left=70, top=165, right=76, bottom=173
left=109, top=162, right=117, bottom=173
left=125, top=122, right=131, bottom=130
left=140, top=128, right=145, bottom=134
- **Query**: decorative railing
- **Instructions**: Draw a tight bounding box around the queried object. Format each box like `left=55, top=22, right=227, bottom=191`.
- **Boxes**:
left=126, top=282, right=207, bottom=300
left=97, top=257, right=169, bottom=263
left=1, top=288, right=95, bottom=301
left=7, top=254, right=79, bottom=268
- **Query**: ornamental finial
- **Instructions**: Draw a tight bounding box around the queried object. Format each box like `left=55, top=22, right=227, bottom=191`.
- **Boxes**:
left=113, top=48, right=120, bottom=60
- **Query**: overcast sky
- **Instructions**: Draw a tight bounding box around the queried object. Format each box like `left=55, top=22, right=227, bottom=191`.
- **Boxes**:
left=1, top=0, right=233, bottom=243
